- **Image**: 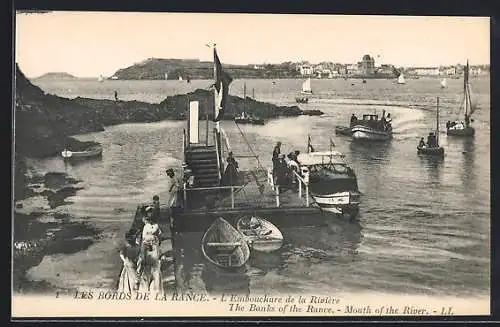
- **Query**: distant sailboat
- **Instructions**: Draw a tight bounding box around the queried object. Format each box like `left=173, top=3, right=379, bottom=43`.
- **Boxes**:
left=440, top=78, right=447, bottom=88
left=98, top=75, right=104, bottom=82
left=397, top=73, right=405, bottom=84
left=301, top=78, right=313, bottom=94
left=178, top=76, right=183, bottom=81
left=164, top=73, right=168, bottom=80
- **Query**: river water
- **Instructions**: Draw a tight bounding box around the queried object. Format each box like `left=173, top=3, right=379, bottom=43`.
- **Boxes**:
left=22, top=77, right=490, bottom=299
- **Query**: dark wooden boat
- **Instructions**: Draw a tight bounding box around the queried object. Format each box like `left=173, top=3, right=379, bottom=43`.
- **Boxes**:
left=236, top=216, right=283, bottom=252
left=201, top=217, right=250, bottom=271
left=418, top=97, right=445, bottom=157
left=295, top=97, right=309, bottom=104
left=351, top=112, right=392, bottom=141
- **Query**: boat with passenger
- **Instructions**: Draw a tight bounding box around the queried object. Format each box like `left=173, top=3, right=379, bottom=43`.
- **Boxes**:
left=350, top=110, right=393, bottom=141
left=286, top=136, right=361, bottom=218
left=417, top=97, right=444, bottom=157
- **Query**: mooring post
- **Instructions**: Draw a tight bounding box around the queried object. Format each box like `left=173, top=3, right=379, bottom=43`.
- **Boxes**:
left=230, top=187, right=235, bottom=208
left=298, top=178, right=302, bottom=199
left=304, top=172, right=310, bottom=207
left=275, top=185, right=280, bottom=207
left=183, top=187, right=187, bottom=209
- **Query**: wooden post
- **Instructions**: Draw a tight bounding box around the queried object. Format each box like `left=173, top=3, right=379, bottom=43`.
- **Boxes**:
left=183, top=187, right=187, bottom=209
left=298, top=178, right=302, bottom=198
left=275, top=185, right=280, bottom=207
left=305, top=184, right=309, bottom=207
left=230, top=187, right=235, bottom=208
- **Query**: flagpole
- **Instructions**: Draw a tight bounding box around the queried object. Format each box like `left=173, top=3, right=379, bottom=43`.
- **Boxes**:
left=213, top=45, right=220, bottom=133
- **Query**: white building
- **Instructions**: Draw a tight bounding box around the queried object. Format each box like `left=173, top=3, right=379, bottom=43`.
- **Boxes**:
left=299, top=65, right=314, bottom=76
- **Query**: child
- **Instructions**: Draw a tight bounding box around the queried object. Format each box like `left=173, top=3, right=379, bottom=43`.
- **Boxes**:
left=135, top=207, right=162, bottom=290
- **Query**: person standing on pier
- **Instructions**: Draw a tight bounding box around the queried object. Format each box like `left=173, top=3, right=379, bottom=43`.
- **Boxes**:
left=135, top=206, right=162, bottom=290
left=223, top=152, right=240, bottom=186
left=165, top=168, right=179, bottom=207
left=114, top=90, right=118, bottom=101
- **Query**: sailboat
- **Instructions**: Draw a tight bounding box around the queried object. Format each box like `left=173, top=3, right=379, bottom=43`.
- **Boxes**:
left=417, top=97, right=444, bottom=156
left=440, top=78, right=447, bottom=88
left=446, top=60, right=475, bottom=137
left=178, top=76, right=183, bottom=81
left=301, top=78, right=313, bottom=94
left=164, top=73, right=168, bottom=80
left=397, top=72, right=405, bottom=84
left=235, top=82, right=265, bottom=125
left=98, top=75, right=104, bottom=82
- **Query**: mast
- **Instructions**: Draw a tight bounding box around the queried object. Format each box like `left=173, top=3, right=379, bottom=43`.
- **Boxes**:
left=436, top=96, right=440, bottom=146
left=463, top=60, right=469, bottom=120
left=243, top=82, right=247, bottom=116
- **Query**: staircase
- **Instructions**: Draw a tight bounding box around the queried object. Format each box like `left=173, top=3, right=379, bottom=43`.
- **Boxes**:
left=184, top=145, right=221, bottom=188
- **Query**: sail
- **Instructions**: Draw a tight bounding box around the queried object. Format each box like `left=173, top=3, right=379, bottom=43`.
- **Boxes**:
left=164, top=73, right=168, bottom=80
left=98, top=75, right=104, bottom=82
left=178, top=76, right=183, bottom=81
left=441, top=78, right=447, bottom=88
left=397, top=73, right=405, bottom=84
left=302, top=78, right=312, bottom=92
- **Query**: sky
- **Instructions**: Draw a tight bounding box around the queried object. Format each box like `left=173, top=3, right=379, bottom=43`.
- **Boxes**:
left=15, top=12, right=490, bottom=78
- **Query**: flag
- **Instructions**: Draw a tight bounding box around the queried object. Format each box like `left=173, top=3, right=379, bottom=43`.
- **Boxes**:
left=213, top=48, right=233, bottom=122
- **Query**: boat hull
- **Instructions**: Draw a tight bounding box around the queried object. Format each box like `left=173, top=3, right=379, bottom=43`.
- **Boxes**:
left=201, top=218, right=250, bottom=272
left=311, top=191, right=360, bottom=217
left=351, top=125, right=392, bottom=141
left=234, top=118, right=265, bottom=125
left=301, top=91, right=313, bottom=95
left=61, top=146, right=103, bottom=159
left=236, top=217, right=283, bottom=253
left=446, top=126, right=475, bottom=137
left=335, top=126, right=352, bottom=136
left=417, top=146, right=444, bottom=156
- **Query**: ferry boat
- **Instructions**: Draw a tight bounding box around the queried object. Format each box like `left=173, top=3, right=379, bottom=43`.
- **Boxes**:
left=235, top=82, right=265, bottom=125
left=351, top=112, right=392, bottom=141
left=293, top=137, right=361, bottom=218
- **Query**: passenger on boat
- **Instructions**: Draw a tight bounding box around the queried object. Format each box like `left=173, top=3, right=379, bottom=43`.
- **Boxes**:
left=446, top=121, right=451, bottom=129
left=223, top=152, right=240, bottom=186
left=386, top=113, right=392, bottom=124
left=427, top=132, right=437, bottom=147
left=419, top=137, right=426, bottom=148
left=465, top=115, right=470, bottom=126
left=350, top=114, right=358, bottom=127
left=272, top=141, right=282, bottom=173
left=135, top=207, right=162, bottom=290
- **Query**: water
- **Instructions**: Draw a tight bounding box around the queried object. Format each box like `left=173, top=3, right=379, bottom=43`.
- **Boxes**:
left=24, top=77, right=490, bottom=298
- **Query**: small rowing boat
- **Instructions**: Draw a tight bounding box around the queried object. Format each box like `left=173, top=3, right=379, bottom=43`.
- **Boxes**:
left=236, top=216, right=283, bottom=252
left=201, top=217, right=250, bottom=271
left=61, top=145, right=103, bottom=159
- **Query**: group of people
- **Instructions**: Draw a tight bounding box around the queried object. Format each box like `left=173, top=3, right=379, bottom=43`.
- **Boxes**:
left=121, top=167, right=182, bottom=291
left=419, top=132, right=439, bottom=148
left=272, top=141, right=302, bottom=188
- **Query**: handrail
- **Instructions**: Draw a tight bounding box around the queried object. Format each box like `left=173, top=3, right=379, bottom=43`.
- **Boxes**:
left=213, top=130, right=222, bottom=182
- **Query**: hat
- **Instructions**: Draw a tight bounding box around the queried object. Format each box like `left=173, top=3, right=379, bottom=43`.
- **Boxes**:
left=166, top=168, right=174, bottom=174
left=144, top=206, right=153, bottom=213
left=153, top=195, right=159, bottom=201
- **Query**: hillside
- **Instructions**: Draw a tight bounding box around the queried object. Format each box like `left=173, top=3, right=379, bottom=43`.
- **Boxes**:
left=112, top=58, right=300, bottom=80
left=34, top=72, right=78, bottom=80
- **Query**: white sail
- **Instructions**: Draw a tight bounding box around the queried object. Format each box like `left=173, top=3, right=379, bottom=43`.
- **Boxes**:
left=165, top=73, right=168, bottom=80
left=441, top=78, right=447, bottom=88
left=178, top=76, right=183, bottom=81
left=98, top=75, right=104, bottom=82
left=397, top=73, right=405, bottom=84
left=302, top=78, right=312, bottom=93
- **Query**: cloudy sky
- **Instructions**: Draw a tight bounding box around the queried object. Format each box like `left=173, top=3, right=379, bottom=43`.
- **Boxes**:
left=15, top=11, right=490, bottom=78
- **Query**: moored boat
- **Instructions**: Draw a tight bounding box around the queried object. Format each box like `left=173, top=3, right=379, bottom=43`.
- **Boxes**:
left=236, top=216, right=283, bottom=252
left=61, top=144, right=103, bottom=159
left=235, top=82, right=265, bottom=125
left=295, top=137, right=361, bottom=218
left=417, top=97, right=445, bottom=157
left=295, top=97, right=309, bottom=104
left=351, top=112, right=392, bottom=141
left=446, top=60, right=475, bottom=137
left=201, top=217, right=250, bottom=272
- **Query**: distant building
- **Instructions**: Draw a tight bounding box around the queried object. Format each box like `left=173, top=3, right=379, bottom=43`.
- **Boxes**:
left=408, top=67, right=440, bottom=76
left=298, top=64, right=314, bottom=76
left=357, top=54, right=376, bottom=76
